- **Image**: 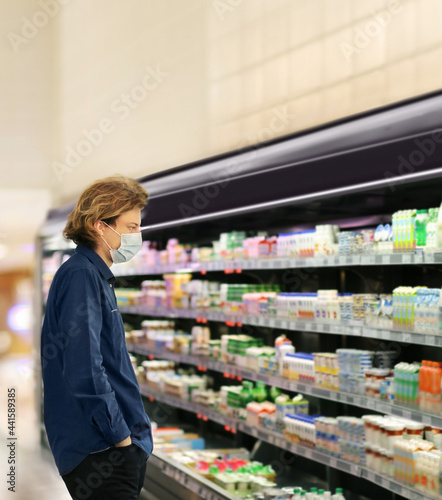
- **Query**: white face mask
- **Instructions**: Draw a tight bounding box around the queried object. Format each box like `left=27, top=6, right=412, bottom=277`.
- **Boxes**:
left=100, top=221, right=142, bottom=264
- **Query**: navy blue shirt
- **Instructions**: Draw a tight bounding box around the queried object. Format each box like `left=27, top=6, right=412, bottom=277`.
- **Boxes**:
left=41, top=244, right=153, bottom=476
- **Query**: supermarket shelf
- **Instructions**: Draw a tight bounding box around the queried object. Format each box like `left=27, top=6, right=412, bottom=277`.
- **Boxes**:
left=239, top=423, right=433, bottom=500
left=113, top=252, right=442, bottom=277
left=147, top=451, right=238, bottom=500
left=140, top=386, right=237, bottom=430
left=130, top=343, right=442, bottom=428
left=139, top=387, right=437, bottom=500
left=119, top=306, right=442, bottom=348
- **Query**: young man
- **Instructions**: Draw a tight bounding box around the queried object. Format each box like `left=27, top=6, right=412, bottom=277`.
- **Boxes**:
left=41, top=175, right=153, bottom=500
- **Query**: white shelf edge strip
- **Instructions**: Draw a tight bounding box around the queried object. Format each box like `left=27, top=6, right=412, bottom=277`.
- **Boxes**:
left=113, top=252, right=442, bottom=276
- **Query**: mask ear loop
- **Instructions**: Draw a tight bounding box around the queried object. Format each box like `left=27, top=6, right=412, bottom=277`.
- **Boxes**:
left=101, top=234, right=113, bottom=251
left=102, top=220, right=121, bottom=236
left=99, top=221, right=116, bottom=254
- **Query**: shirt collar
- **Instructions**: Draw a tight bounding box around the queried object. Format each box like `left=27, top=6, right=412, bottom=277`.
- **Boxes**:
left=75, top=244, right=115, bottom=281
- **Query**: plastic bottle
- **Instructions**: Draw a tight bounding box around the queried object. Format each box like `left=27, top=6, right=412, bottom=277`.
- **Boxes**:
left=425, top=209, right=434, bottom=249
left=427, top=208, right=440, bottom=249
left=419, top=361, right=430, bottom=410
left=400, top=211, right=406, bottom=252
left=416, top=209, right=429, bottom=247
left=412, top=363, right=421, bottom=405
left=306, top=488, right=317, bottom=500
left=332, top=488, right=345, bottom=500
left=395, top=211, right=402, bottom=252
left=292, top=488, right=302, bottom=500
left=252, top=381, right=268, bottom=402
left=437, top=201, right=442, bottom=248
left=411, top=209, right=417, bottom=250
left=438, top=289, right=442, bottom=334
left=430, top=362, right=442, bottom=414
left=431, top=289, right=440, bottom=332
left=392, top=212, right=398, bottom=252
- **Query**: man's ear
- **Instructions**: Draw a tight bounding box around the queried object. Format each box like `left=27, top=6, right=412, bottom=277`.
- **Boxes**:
left=94, top=220, right=104, bottom=236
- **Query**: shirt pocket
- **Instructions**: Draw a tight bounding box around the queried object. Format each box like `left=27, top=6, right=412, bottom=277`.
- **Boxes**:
left=110, top=308, right=126, bottom=349
left=101, top=301, right=125, bottom=353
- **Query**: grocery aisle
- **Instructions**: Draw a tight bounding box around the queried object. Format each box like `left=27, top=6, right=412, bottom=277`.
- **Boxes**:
left=0, top=355, right=71, bottom=500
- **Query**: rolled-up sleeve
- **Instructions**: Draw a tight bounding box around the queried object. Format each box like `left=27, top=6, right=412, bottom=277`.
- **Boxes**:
left=56, top=268, right=130, bottom=445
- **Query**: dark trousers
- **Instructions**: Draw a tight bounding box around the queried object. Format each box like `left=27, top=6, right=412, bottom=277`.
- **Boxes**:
left=62, top=444, right=148, bottom=500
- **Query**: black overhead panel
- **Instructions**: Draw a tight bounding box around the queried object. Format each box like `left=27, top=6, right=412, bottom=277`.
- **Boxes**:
left=138, top=90, right=442, bottom=230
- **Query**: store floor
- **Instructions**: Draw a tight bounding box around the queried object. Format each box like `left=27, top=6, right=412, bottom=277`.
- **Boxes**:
left=0, top=354, right=71, bottom=500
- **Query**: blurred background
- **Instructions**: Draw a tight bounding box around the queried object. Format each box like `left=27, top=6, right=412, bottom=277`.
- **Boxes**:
left=2, top=0, right=442, bottom=498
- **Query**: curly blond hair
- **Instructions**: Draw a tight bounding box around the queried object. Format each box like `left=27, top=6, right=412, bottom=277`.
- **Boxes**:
left=63, top=175, right=148, bottom=247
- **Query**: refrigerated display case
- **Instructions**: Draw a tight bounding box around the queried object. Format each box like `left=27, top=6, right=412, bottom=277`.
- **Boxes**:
left=36, top=91, right=442, bottom=500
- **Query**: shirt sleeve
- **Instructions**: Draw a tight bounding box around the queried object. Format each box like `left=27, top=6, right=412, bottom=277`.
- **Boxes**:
left=56, top=267, right=131, bottom=445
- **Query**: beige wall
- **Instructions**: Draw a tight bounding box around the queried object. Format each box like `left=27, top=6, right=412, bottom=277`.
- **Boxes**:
left=51, top=0, right=442, bottom=206
left=3, top=0, right=442, bottom=209
left=0, top=1, right=55, bottom=191
left=206, top=0, right=442, bottom=151
left=52, top=0, right=209, bottom=204
left=0, top=1, right=54, bottom=272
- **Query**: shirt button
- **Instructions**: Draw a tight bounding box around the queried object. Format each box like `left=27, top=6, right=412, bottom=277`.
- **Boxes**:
left=109, top=284, right=113, bottom=288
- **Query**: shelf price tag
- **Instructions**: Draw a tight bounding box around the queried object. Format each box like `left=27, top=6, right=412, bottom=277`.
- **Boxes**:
left=409, top=491, right=421, bottom=500
left=339, top=256, right=346, bottom=265
left=402, top=254, right=412, bottom=264
left=351, top=464, right=361, bottom=476
left=422, top=415, right=431, bottom=425
left=380, top=329, right=390, bottom=340
left=426, top=253, right=436, bottom=264
left=401, top=333, right=412, bottom=343
left=366, top=470, right=375, bottom=482
left=382, top=255, right=391, bottom=264
left=414, top=253, right=424, bottom=264
left=351, top=396, right=362, bottom=406
left=363, top=327, right=376, bottom=338
left=296, top=446, right=306, bottom=456
left=381, top=478, right=390, bottom=489
left=257, top=373, right=270, bottom=384
left=376, top=402, right=390, bottom=414
left=258, top=429, right=270, bottom=442
left=361, top=255, right=375, bottom=265
left=402, top=410, right=412, bottom=420
left=365, top=398, right=376, bottom=410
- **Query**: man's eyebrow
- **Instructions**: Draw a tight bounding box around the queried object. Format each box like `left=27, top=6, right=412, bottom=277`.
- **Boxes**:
left=127, top=222, right=140, bottom=226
